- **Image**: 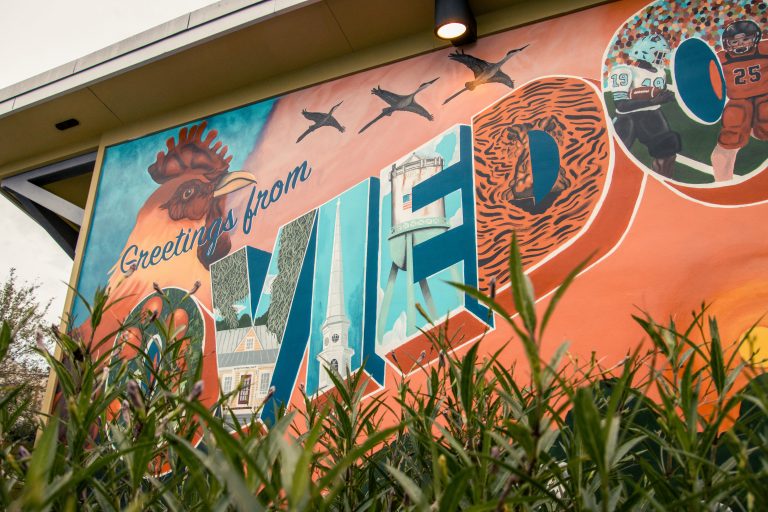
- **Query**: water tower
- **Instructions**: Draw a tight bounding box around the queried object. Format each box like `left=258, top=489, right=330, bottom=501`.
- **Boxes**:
left=378, top=152, right=451, bottom=341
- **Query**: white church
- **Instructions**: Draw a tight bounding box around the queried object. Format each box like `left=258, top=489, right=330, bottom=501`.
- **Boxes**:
left=317, top=199, right=355, bottom=391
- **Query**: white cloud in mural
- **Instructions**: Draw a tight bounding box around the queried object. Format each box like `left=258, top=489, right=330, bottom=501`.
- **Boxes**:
left=449, top=206, right=463, bottom=228
left=379, top=170, right=392, bottom=196
left=381, top=311, right=407, bottom=352
left=449, top=136, right=460, bottom=165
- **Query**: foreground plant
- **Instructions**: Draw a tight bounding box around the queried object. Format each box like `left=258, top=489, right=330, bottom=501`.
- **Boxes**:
left=0, top=237, right=766, bottom=511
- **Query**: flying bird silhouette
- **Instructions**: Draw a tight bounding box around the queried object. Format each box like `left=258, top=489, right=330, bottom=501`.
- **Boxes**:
left=443, top=45, right=529, bottom=105
left=359, top=77, right=440, bottom=134
left=296, top=101, right=345, bottom=143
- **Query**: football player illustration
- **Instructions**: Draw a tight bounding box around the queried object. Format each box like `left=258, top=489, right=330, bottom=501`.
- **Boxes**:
left=711, top=20, right=768, bottom=182
left=609, top=34, right=682, bottom=179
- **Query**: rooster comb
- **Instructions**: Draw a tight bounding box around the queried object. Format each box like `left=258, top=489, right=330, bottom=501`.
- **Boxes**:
left=148, top=121, right=234, bottom=184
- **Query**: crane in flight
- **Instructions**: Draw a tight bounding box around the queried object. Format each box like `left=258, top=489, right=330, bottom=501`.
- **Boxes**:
left=443, top=45, right=529, bottom=104
left=296, top=101, right=345, bottom=143
left=359, top=78, right=440, bottom=133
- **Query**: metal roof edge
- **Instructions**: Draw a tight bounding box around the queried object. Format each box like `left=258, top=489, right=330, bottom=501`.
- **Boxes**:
left=0, top=0, right=317, bottom=116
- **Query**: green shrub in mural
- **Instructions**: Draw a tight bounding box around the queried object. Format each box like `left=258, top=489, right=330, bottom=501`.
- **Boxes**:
left=266, top=210, right=316, bottom=342
left=211, top=249, right=250, bottom=330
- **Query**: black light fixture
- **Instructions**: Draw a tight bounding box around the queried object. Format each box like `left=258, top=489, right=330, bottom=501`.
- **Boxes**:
left=55, top=118, right=80, bottom=131
left=434, top=0, right=476, bottom=46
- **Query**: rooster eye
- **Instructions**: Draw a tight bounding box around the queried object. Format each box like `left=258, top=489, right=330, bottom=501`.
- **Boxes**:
left=182, top=187, right=195, bottom=200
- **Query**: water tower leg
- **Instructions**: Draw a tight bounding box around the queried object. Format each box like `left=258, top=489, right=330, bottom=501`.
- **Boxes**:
left=418, top=279, right=438, bottom=319
left=449, top=264, right=463, bottom=302
left=405, top=233, right=417, bottom=336
left=377, top=263, right=399, bottom=344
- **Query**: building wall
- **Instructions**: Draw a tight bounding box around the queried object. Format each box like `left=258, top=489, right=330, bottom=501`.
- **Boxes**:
left=61, top=0, right=768, bottom=423
left=220, top=365, right=274, bottom=411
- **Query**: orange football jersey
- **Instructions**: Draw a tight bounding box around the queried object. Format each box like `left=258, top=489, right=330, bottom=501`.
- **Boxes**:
left=719, top=40, right=768, bottom=99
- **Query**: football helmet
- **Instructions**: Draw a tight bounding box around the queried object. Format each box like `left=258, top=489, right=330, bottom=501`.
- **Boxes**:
left=722, top=20, right=761, bottom=56
left=628, top=34, right=670, bottom=67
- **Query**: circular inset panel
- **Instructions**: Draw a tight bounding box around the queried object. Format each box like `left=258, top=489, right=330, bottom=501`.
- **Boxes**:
left=107, top=287, right=205, bottom=394
left=601, top=0, right=768, bottom=188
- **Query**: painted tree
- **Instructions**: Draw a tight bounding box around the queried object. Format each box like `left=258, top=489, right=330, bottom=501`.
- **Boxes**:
left=266, top=211, right=316, bottom=342
left=211, top=249, right=249, bottom=329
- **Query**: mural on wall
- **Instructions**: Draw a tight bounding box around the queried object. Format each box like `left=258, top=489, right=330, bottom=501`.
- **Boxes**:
left=72, top=0, right=768, bottom=425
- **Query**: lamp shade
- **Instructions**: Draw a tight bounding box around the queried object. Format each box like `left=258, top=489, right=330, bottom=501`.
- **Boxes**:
left=434, top=0, right=476, bottom=45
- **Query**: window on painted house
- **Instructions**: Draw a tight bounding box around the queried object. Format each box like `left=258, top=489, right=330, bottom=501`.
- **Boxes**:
left=222, top=376, right=232, bottom=393
left=260, top=372, right=271, bottom=395
left=239, top=375, right=251, bottom=405
left=245, top=336, right=255, bottom=350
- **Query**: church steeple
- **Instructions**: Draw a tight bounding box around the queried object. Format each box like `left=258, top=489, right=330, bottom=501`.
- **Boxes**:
left=317, top=199, right=354, bottom=390
left=325, top=198, right=347, bottom=323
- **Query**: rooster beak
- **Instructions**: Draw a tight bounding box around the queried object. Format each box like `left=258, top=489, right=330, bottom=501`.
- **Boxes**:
left=213, top=171, right=257, bottom=198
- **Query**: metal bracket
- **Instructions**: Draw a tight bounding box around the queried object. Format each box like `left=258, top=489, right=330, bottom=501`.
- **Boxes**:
left=1, top=152, right=96, bottom=258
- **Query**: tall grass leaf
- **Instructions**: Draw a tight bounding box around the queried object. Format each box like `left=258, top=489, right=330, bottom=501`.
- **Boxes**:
left=434, top=424, right=473, bottom=466
left=316, top=426, right=400, bottom=494
left=573, top=388, right=604, bottom=469
left=0, top=321, right=11, bottom=361
left=415, top=302, right=433, bottom=325
left=289, top=411, right=326, bottom=508
left=460, top=341, right=480, bottom=418
left=385, top=464, right=428, bottom=510
left=495, top=422, right=534, bottom=456
left=475, top=447, right=570, bottom=509
left=167, top=433, right=266, bottom=512
left=449, top=282, right=514, bottom=325
left=147, top=476, right=183, bottom=512
left=508, top=233, right=536, bottom=336
left=21, top=416, right=58, bottom=510
left=43, top=355, right=76, bottom=398
left=0, top=385, right=25, bottom=413
left=278, top=436, right=301, bottom=502
left=603, top=416, right=619, bottom=469
left=633, top=314, right=673, bottom=358
left=439, top=468, right=471, bottom=512
left=181, top=399, right=266, bottom=473
left=543, top=342, right=571, bottom=391
left=708, top=317, right=726, bottom=396
left=607, top=486, right=623, bottom=511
